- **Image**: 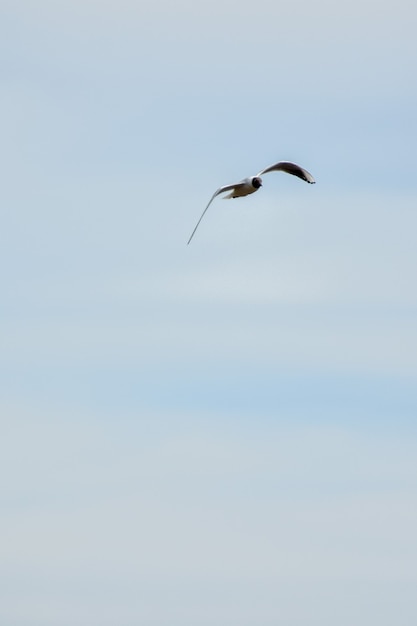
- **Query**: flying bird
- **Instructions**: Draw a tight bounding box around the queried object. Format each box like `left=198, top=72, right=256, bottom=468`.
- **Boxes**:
left=187, top=160, right=315, bottom=244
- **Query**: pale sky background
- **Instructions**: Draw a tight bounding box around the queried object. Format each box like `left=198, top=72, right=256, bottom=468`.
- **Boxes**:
left=1, top=1, right=417, bottom=624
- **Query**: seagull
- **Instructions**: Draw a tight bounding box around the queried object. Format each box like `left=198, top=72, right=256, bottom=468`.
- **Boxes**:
left=187, top=160, right=315, bottom=244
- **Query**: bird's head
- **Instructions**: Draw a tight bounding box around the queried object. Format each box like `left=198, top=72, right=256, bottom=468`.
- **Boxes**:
left=251, top=176, right=262, bottom=189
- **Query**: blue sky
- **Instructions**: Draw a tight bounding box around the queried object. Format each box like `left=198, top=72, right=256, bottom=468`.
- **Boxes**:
left=1, top=1, right=417, bottom=624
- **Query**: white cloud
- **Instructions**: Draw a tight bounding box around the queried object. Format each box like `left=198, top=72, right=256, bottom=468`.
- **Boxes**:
left=1, top=406, right=416, bottom=625
left=3, top=189, right=417, bottom=376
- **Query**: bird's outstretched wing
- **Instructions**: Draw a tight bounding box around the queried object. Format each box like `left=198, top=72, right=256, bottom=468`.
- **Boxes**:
left=187, top=182, right=246, bottom=245
left=257, top=161, right=315, bottom=184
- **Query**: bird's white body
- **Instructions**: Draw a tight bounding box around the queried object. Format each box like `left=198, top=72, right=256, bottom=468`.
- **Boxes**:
left=187, top=160, right=315, bottom=244
left=223, top=178, right=260, bottom=199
